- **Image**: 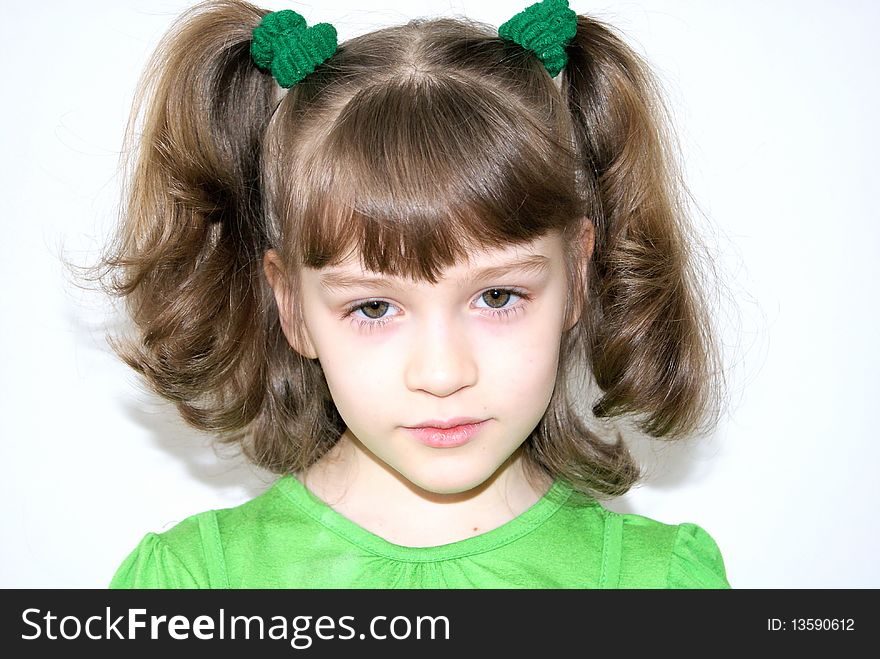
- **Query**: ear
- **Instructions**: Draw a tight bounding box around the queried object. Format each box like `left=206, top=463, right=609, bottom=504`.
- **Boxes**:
left=583, top=220, right=595, bottom=261
left=563, top=219, right=595, bottom=332
left=263, top=249, right=319, bottom=360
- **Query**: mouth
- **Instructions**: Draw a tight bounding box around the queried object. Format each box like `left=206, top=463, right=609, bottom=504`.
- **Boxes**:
left=404, top=419, right=489, bottom=448
left=406, top=417, right=487, bottom=430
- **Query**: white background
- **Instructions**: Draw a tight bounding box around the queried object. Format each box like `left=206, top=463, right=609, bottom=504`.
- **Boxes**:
left=1, top=0, right=877, bottom=588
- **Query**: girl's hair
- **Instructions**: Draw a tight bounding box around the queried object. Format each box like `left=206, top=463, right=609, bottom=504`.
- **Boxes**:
left=77, top=0, right=725, bottom=500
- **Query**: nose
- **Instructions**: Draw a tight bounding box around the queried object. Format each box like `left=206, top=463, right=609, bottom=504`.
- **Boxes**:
left=403, top=313, right=478, bottom=397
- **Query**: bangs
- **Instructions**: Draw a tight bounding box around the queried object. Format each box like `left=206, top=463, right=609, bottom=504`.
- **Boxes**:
left=274, top=70, right=584, bottom=283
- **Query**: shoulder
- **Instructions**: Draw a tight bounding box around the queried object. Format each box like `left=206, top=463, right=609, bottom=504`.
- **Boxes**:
left=608, top=509, right=731, bottom=589
left=109, top=478, right=285, bottom=589
left=108, top=513, right=210, bottom=588
left=665, top=521, right=731, bottom=589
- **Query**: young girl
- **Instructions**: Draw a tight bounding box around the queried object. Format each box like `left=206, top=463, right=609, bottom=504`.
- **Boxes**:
left=100, top=0, right=730, bottom=588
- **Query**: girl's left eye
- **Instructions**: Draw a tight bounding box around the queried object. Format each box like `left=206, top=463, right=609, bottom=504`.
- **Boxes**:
left=342, top=287, right=532, bottom=332
left=478, top=288, right=518, bottom=310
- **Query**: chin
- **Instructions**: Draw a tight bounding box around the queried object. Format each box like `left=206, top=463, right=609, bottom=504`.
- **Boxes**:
left=402, top=464, right=497, bottom=497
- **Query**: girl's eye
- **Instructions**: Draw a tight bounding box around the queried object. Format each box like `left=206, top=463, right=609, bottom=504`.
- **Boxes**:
left=342, top=288, right=532, bottom=332
left=341, top=300, right=398, bottom=331
left=473, top=288, right=532, bottom=321
left=359, top=300, right=391, bottom=320
left=479, top=288, right=514, bottom=309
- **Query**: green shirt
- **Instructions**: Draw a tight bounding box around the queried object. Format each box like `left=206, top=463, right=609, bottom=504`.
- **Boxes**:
left=109, top=475, right=731, bottom=588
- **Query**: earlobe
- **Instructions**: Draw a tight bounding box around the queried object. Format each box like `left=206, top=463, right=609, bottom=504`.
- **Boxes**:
left=583, top=220, right=596, bottom=261
left=295, top=325, right=319, bottom=361
left=293, top=332, right=320, bottom=361
left=563, top=219, right=595, bottom=332
left=263, top=250, right=319, bottom=360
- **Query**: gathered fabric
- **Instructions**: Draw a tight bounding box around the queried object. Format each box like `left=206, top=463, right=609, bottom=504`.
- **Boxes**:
left=110, top=474, right=730, bottom=589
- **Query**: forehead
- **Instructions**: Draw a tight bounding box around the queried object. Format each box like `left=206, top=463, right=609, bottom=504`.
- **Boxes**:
left=314, top=233, right=563, bottom=289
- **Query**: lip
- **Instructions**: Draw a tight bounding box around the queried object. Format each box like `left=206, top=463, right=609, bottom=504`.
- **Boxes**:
left=407, top=417, right=486, bottom=429
left=405, top=419, right=489, bottom=448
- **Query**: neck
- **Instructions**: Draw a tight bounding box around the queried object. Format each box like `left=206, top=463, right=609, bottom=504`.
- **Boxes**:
left=296, top=430, right=552, bottom=548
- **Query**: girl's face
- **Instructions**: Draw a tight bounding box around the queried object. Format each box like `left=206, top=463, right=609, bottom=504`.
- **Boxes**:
left=268, top=231, right=580, bottom=496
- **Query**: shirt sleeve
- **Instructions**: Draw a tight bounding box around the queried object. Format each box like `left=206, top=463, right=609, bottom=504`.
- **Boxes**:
left=109, top=532, right=204, bottom=589
left=666, top=522, right=731, bottom=589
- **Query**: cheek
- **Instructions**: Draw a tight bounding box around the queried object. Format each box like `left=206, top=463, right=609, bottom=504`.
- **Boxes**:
left=311, top=325, right=398, bottom=424
left=482, top=317, right=564, bottom=408
left=491, top=292, right=566, bottom=369
left=322, top=364, right=394, bottom=434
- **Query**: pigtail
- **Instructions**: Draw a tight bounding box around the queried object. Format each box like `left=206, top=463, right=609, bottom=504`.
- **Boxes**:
left=524, top=16, right=725, bottom=499
left=563, top=16, right=723, bottom=439
left=81, top=0, right=340, bottom=469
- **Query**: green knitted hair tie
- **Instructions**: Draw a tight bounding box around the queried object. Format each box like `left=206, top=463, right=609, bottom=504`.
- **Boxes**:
left=250, top=9, right=338, bottom=88
left=498, top=0, right=578, bottom=78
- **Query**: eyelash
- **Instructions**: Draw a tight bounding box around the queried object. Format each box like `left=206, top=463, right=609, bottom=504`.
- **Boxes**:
left=341, top=287, right=533, bottom=332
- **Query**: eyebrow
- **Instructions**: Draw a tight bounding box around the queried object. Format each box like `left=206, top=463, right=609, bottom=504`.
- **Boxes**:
left=319, top=254, right=552, bottom=292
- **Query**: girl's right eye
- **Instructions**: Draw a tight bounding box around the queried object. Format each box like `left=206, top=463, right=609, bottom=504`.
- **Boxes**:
left=341, top=300, right=398, bottom=332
